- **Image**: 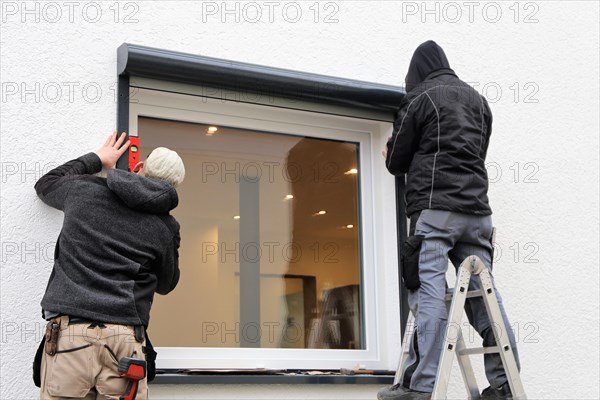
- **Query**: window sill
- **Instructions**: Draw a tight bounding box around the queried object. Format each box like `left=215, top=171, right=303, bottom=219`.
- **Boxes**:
left=150, top=370, right=395, bottom=385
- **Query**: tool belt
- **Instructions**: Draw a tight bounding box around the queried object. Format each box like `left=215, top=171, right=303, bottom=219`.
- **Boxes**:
left=33, top=316, right=156, bottom=387
left=67, top=316, right=145, bottom=343
left=40, top=317, right=97, bottom=362
left=33, top=319, right=63, bottom=387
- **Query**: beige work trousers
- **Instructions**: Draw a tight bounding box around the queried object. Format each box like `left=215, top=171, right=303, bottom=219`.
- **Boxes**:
left=40, top=316, right=148, bottom=400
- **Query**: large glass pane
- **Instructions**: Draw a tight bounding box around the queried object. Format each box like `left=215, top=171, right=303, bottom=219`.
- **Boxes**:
left=141, top=117, right=363, bottom=349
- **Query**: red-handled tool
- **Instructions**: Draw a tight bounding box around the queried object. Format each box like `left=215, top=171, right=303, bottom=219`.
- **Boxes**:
left=118, top=357, right=146, bottom=400
left=128, top=137, right=141, bottom=173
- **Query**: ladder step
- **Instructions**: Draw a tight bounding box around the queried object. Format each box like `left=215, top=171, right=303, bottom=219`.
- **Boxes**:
left=459, top=346, right=501, bottom=356
left=445, top=289, right=483, bottom=301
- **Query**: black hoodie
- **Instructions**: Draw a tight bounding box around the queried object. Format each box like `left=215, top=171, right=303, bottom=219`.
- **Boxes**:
left=386, top=41, right=494, bottom=216
left=404, top=40, right=452, bottom=92
left=35, top=152, right=180, bottom=326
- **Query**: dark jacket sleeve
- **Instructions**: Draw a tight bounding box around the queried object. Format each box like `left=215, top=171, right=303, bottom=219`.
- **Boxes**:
left=34, top=152, right=103, bottom=210
left=155, top=218, right=181, bottom=295
left=386, top=96, right=423, bottom=175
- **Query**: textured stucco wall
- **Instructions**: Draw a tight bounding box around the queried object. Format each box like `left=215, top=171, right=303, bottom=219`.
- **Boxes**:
left=1, top=1, right=598, bottom=399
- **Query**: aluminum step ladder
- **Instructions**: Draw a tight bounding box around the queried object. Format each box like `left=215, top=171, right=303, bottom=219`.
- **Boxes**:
left=393, top=255, right=527, bottom=399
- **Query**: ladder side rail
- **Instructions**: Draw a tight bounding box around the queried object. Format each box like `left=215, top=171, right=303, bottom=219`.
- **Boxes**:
left=431, top=264, right=472, bottom=400
left=477, top=269, right=527, bottom=399
left=394, top=311, right=416, bottom=385
left=456, top=330, right=481, bottom=400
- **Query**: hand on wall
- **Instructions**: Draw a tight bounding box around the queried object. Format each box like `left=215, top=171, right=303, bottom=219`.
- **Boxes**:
left=95, top=132, right=131, bottom=169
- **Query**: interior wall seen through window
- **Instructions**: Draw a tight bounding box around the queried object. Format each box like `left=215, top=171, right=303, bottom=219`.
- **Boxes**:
left=140, top=117, right=364, bottom=350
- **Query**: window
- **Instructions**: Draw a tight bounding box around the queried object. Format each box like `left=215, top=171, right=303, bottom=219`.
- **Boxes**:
left=127, top=87, right=397, bottom=370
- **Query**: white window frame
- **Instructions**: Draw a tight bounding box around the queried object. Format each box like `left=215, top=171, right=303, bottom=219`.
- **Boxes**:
left=129, top=87, right=400, bottom=370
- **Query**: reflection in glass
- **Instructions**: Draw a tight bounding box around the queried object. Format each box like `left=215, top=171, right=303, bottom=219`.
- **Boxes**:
left=140, top=117, right=362, bottom=349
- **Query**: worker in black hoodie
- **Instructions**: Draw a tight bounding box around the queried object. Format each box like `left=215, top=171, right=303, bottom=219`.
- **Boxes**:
left=378, top=42, right=521, bottom=400
left=33, top=132, right=183, bottom=399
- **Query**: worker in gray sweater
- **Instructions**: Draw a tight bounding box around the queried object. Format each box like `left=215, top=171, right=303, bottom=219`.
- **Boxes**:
left=33, top=132, right=184, bottom=399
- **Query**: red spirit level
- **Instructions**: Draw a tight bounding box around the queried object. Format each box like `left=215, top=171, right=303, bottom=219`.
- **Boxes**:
left=128, top=136, right=141, bottom=173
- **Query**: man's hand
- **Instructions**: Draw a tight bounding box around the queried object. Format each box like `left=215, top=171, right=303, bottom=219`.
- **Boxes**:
left=95, top=132, right=131, bottom=169
left=382, top=136, right=391, bottom=159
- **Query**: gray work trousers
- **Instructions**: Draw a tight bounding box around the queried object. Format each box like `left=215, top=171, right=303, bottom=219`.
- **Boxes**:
left=401, top=209, right=520, bottom=392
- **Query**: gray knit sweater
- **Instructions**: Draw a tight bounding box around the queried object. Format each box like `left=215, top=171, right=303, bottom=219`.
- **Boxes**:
left=35, top=152, right=180, bottom=326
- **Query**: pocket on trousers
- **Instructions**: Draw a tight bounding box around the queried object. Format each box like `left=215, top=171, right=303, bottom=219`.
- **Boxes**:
left=402, top=235, right=425, bottom=290
left=45, top=351, right=92, bottom=397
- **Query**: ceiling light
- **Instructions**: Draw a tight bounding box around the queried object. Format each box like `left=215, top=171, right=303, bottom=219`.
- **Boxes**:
left=233, top=215, right=240, bottom=220
left=207, top=126, right=218, bottom=136
left=314, top=210, right=327, bottom=216
left=284, top=194, right=294, bottom=200
left=346, top=224, right=354, bottom=229
left=345, top=168, right=358, bottom=175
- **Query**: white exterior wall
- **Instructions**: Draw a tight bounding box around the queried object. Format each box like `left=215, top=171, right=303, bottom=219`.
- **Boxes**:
left=1, top=1, right=598, bottom=399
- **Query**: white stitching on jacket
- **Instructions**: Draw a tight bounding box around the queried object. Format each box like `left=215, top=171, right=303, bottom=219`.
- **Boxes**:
left=386, top=86, right=441, bottom=169
left=424, top=91, right=440, bottom=209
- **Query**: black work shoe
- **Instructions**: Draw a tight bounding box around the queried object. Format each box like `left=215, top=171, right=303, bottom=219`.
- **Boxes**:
left=377, top=383, right=408, bottom=400
left=481, top=382, right=513, bottom=400
left=396, top=389, right=431, bottom=400
left=377, top=384, right=431, bottom=400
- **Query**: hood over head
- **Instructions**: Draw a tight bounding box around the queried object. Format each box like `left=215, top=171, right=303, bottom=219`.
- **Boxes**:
left=107, top=169, right=179, bottom=213
left=405, top=41, right=452, bottom=92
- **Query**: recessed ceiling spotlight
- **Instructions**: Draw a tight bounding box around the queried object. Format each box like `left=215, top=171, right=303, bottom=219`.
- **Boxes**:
left=313, top=210, right=327, bottom=216
left=284, top=194, right=294, bottom=200
left=207, top=126, right=219, bottom=136
left=233, top=215, right=240, bottom=220
left=345, top=168, right=358, bottom=175
left=346, top=224, right=354, bottom=229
